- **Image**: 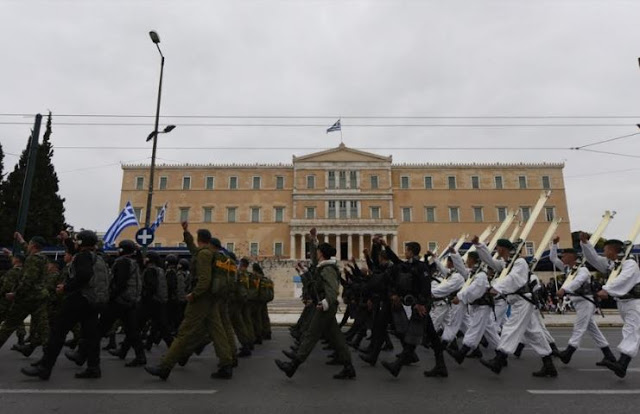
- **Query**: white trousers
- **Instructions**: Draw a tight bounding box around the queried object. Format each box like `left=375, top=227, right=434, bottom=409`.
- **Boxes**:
left=536, top=311, right=555, bottom=344
left=616, top=299, right=640, bottom=358
left=463, top=305, right=500, bottom=349
left=442, top=303, right=466, bottom=342
left=431, top=302, right=449, bottom=332
left=568, top=298, right=609, bottom=349
left=497, top=297, right=552, bottom=356
left=494, top=299, right=508, bottom=329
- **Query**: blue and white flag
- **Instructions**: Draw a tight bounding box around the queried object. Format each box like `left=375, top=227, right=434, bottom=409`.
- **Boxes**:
left=326, top=119, right=341, bottom=133
left=103, top=201, right=139, bottom=247
left=150, top=202, right=168, bottom=232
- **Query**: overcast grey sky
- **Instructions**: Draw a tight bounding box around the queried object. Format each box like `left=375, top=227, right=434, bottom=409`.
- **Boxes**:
left=1, top=0, right=639, bottom=238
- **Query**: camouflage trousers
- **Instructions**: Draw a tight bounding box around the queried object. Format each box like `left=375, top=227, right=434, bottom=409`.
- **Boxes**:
left=0, top=298, right=49, bottom=349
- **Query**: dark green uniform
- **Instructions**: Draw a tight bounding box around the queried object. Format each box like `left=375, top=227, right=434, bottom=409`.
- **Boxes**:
left=258, top=276, right=274, bottom=339
left=0, top=265, right=27, bottom=343
left=160, top=232, right=234, bottom=370
left=229, top=268, right=253, bottom=348
left=0, top=252, right=49, bottom=349
left=248, top=272, right=263, bottom=341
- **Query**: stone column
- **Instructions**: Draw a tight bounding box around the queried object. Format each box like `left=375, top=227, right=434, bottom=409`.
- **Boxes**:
left=290, top=234, right=296, bottom=260
left=347, top=234, right=352, bottom=261
left=391, top=233, right=398, bottom=252
left=359, top=233, right=365, bottom=260
left=337, top=234, right=343, bottom=260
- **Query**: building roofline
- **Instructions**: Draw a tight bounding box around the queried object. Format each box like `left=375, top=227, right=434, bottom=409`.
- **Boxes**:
left=122, top=163, right=294, bottom=170
left=293, top=143, right=392, bottom=162
left=392, top=162, right=565, bottom=169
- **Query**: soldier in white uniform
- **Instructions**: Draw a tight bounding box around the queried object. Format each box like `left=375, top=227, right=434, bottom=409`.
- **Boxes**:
left=582, top=235, right=640, bottom=378
left=550, top=237, right=615, bottom=365
left=477, top=239, right=558, bottom=377
left=474, top=240, right=509, bottom=330
left=447, top=250, right=500, bottom=365
left=432, top=255, right=466, bottom=350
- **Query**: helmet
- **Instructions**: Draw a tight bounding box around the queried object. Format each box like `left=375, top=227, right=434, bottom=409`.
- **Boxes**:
left=146, top=251, right=162, bottom=266
left=178, top=259, right=190, bottom=271
left=118, top=240, right=137, bottom=255
left=165, top=254, right=178, bottom=267
left=75, top=230, right=98, bottom=247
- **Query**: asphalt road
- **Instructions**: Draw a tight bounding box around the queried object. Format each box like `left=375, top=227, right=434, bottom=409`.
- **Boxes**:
left=0, top=327, right=637, bottom=413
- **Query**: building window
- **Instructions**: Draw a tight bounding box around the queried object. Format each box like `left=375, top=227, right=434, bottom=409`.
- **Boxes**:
left=305, top=207, right=316, bottom=219
left=251, top=207, right=260, bottom=223
left=370, top=206, right=381, bottom=219
left=449, top=207, right=460, bottom=223
left=350, top=171, right=357, bottom=189
left=525, top=241, right=535, bottom=256
left=424, top=176, right=433, bottom=189
left=159, top=176, right=167, bottom=190
left=276, top=176, right=284, bottom=190
left=226, top=243, right=235, bottom=253
left=521, top=206, right=531, bottom=222
left=328, top=171, right=336, bottom=189
left=425, top=207, right=436, bottom=223
left=402, top=207, right=412, bottom=222
left=229, top=176, right=238, bottom=190
left=205, top=176, right=215, bottom=190
left=274, top=242, right=283, bottom=257
left=328, top=201, right=336, bottom=219
left=473, top=207, right=484, bottom=222
left=339, top=171, right=347, bottom=189
left=370, top=175, right=379, bottom=189
left=179, top=207, right=190, bottom=222
left=518, top=175, right=527, bottom=189
left=135, top=176, right=144, bottom=190
left=545, top=207, right=555, bottom=222
left=339, top=201, right=348, bottom=219
left=471, top=176, right=480, bottom=189
left=448, top=176, right=457, bottom=190
left=307, top=175, right=316, bottom=189
left=182, top=176, right=191, bottom=190
left=203, top=207, right=213, bottom=223
left=227, top=207, right=237, bottom=223
left=495, top=176, right=503, bottom=189
left=133, top=207, right=142, bottom=222
left=274, top=207, right=284, bottom=222
left=428, top=241, right=437, bottom=252
left=497, top=207, right=507, bottom=222
left=252, top=176, right=261, bottom=190
left=542, top=176, right=551, bottom=190
left=400, top=176, right=410, bottom=189
left=250, top=242, right=259, bottom=257
left=350, top=201, right=358, bottom=218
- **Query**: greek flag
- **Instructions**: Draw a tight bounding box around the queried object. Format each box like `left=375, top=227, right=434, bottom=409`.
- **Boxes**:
left=326, top=119, right=341, bottom=133
left=150, top=202, right=168, bottom=232
left=103, top=201, right=139, bottom=247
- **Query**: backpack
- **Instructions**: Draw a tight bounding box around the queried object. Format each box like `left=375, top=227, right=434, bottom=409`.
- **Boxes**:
left=211, top=253, right=235, bottom=297
left=78, top=253, right=111, bottom=305
left=258, top=276, right=274, bottom=302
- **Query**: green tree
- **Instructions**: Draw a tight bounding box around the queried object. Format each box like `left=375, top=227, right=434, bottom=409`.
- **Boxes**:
left=0, top=113, right=67, bottom=247
left=0, top=142, right=4, bottom=180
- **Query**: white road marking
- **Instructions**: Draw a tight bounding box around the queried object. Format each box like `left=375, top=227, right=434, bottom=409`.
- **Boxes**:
left=0, top=389, right=217, bottom=395
left=528, top=390, right=640, bottom=395
left=578, top=368, right=640, bottom=372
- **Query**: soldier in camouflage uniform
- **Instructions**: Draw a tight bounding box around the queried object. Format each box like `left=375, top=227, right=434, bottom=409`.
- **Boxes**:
left=145, top=223, right=234, bottom=380
left=0, top=235, right=49, bottom=355
left=247, top=267, right=264, bottom=344
left=231, top=258, right=255, bottom=357
left=254, top=263, right=274, bottom=340
left=0, top=251, right=27, bottom=346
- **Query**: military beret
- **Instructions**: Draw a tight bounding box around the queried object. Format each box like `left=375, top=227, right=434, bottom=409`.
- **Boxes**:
left=496, top=239, right=513, bottom=250
left=560, top=248, right=578, bottom=255
left=210, top=237, right=222, bottom=249
left=30, top=236, right=47, bottom=248
left=604, top=239, right=624, bottom=248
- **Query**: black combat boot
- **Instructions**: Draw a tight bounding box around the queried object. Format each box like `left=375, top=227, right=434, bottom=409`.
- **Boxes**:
left=549, top=342, right=561, bottom=358
left=13, top=343, right=36, bottom=357
left=381, top=357, right=404, bottom=378
left=30, top=357, right=43, bottom=367
left=333, top=363, right=356, bottom=380
left=275, top=359, right=299, bottom=378
left=447, top=340, right=459, bottom=352
left=64, top=350, right=87, bottom=366
left=108, top=346, right=127, bottom=360
left=194, top=342, right=208, bottom=355
left=125, top=353, right=147, bottom=367
left=211, top=365, right=233, bottom=380
left=514, top=343, right=525, bottom=358
left=467, top=347, right=483, bottom=359
left=424, top=353, right=448, bottom=378
left=102, top=334, right=117, bottom=351
left=144, top=365, right=171, bottom=380
left=402, top=350, right=419, bottom=365
left=177, top=354, right=191, bottom=367
left=21, top=364, right=51, bottom=380
left=602, top=353, right=632, bottom=378
left=557, top=345, right=577, bottom=364
left=238, top=346, right=252, bottom=358
left=282, top=349, right=297, bottom=360
left=532, top=355, right=558, bottom=378
left=359, top=352, right=377, bottom=366
left=596, top=346, right=617, bottom=367
left=64, top=338, right=79, bottom=349
left=447, top=345, right=471, bottom=365
left=75, top=366, right=102, bottom=379
left=480, top=350, right=508, bottom=375
left=480, top=336, right=489, bottom=348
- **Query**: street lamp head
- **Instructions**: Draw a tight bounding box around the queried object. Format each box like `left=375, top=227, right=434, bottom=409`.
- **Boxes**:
left=149, top=31, right=161, bottom=44
left=163, top=125, right=176, bottom=133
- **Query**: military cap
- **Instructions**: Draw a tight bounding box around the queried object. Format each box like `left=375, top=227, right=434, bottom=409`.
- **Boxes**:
left=496, top=239, right=513, bottom=250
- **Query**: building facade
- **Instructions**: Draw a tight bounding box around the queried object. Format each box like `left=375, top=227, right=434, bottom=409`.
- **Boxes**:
left=118, top=144, right=572, bottom=259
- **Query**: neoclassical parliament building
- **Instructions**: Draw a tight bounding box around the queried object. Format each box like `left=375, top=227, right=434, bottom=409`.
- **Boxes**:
left=118, top=144, right=572, bottom=259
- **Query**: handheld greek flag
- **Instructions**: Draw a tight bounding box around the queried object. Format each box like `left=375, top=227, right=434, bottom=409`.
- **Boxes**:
left=103, top=201, right=139, bottom=247
left=150, top=202, right=168, bottom=232
left=326, top=119, right=341, bottom=133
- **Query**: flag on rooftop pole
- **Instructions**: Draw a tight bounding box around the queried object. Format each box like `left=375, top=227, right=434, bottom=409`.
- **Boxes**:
left=150, top=202, right=168, bottom=232
left=326, top=119, right=341, bottom=134
left=102, top=201, right=139, bottom=247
